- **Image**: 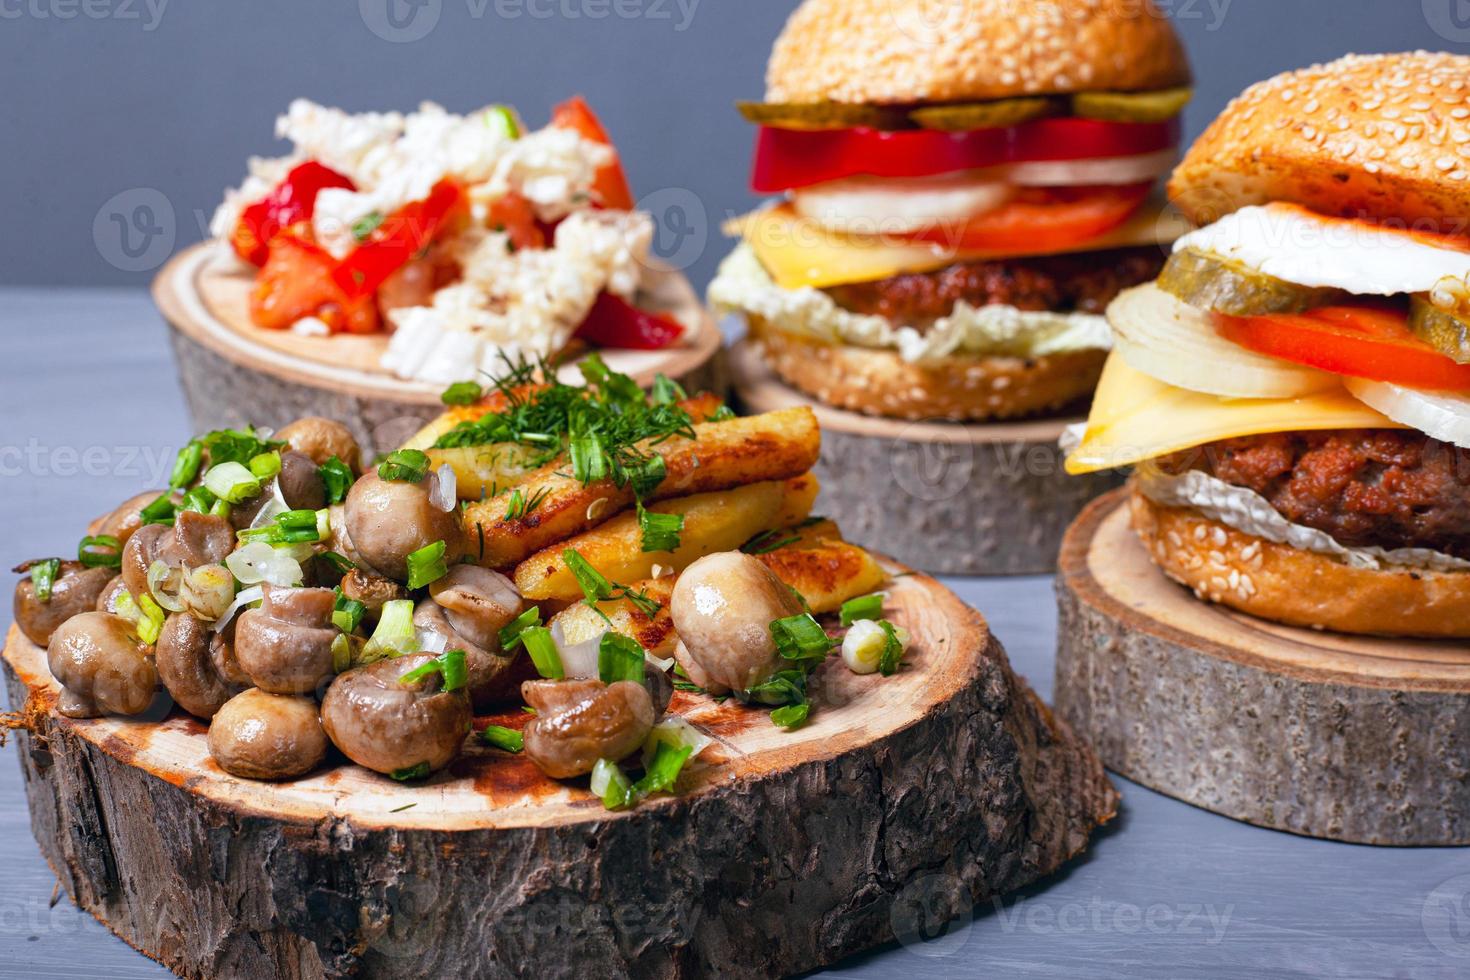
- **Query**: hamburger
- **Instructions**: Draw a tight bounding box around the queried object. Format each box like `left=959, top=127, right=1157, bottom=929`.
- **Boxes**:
left=710, top=0, right=1193, bottom=421
left=1066, top=52, right=1470, bottom=638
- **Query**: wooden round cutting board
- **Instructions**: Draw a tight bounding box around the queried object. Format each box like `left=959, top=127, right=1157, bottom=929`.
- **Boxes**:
left=152, top=243, right=729, bottom=458
left=1054, top=489, right=1470, bottom=846
left=2, top=563, right=1116, bottom=979
left=730, top=341, right=1121, bottom=576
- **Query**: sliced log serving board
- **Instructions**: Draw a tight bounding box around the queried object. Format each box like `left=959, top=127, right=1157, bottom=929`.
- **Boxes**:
left=153, top=243, right=729, bottom=458
left=3, top=563, right=1116, bottom=979
left=730, top=341, right=1122, bottom=575
left=1055, top=490, right=1470, bottom=846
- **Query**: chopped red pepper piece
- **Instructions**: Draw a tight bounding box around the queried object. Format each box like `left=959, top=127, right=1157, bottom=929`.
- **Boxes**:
left=576, top=292, right=684, bottom=350
left=486, top=192, right=547, bottom=251
left=331, top=179, right=466, bottom=299
left=231, top=162, right=355, bottom=267
left=250, top=225, right=380, bottom=334
left=551, top=96, right=635, bottom=211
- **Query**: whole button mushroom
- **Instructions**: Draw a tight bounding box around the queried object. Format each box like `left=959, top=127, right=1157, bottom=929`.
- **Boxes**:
left=521, top=678, right=657, bottom=779
left=343, top=469, right=463, bottom=582
left=155, top=613, right=244, bottom=719
left=413, top=566, right=526, bottom=707
left=94, top=490, right=169, bottom=548
left=210, top=619, right=252, bottom=688
left=275, top=417, right=361, bottom=474
left=234, top=585, right=339, bottom=695
left=96, top=575, right=131, bottom=615
left=13, top=560, right=116, bottom=646
left=208, top=689, right=328, bottom=780
left=47, top=612, right=158, bottom=717
left=321, top=654, right=472, bottom=777
left=122, top=512, right=234, bottom=598
left=669, top=552, right=805, bottom=696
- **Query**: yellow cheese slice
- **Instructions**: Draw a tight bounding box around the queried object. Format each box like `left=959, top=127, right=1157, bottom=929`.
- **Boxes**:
left=1065, top=354, right=1404, bottom=475
left=732, top=193, right=1192, bottom=291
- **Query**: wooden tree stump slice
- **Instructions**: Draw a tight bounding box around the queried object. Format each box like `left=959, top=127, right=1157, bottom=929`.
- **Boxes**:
left=730, top=341, right=1122, bottom=576
left=3, top=563, right=1116, bottom=979
left=152, top=243, right=729, bottom=458
left=1055, top=489, right=1470, bottom=846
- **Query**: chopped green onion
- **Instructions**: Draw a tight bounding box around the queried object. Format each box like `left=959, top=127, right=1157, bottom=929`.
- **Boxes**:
left=439, top=648, right=468, bottom=692
left=598, top=633, right=646, bottom=685
left=479, top=726, right=524, bottom=752
left=277, top=509, right=319, bottom=530
left=580, top=352, right=644, bottom=407
left=650, top=374, right=685, bottom=406
left=319, top=456, right=354, bottom=505
left=202, top=461, right=262, bottom=504
left=391, top=762, right=431, bottom=782
left=405, top=540, right=449, bottom=590
left=839, top=592, right=886, bottom=627
left=177, top=485, right=217, bottom=515
left=400, top=658, right=442, bottom=686
left=564, top=549, right=613, bottom=604
left=77, top=535, right=122, bottom=569
left=332, top=591, right=366, bottom=634
left=770, top=613, right=833, bottom=665
left=485, top=105, right=520, bottom=139
left=248, top=451, right=282, bottom=480
left=744, top=669, right=807, bottom=707
left=29, top=559, right=60, bottom=603
left=521, top=626, right=564, bottom=680
left=637, top=503, right=684, bottom=553
left=708, top=403, right=737, bottom=422
left=135, top=593, right=166, bottom=645
left=138, top=494, right=176, bottom=527
left=498, top=606, right=543, bottom=651
left=331, top=633, right=354, bottom=673
left=169, top=441, right=203, bottom=490
left=361, top=598, right=416, bottom=663
left=742, top=530, right=799, bottom=556
left=200, top=427, right=282, bottom=467
left=877, top=620, right=907, bottom=677
left=592, top=758, right=636, bottom=811
left=441, top=381, right=483, bottom=406
left=629, top=454, right=666, bottom=499
left=378, top=449, right=430, bottom=483
left=352, top=211, right=385, bottom=242
left=632, top=741, right=694, bottom=797
left=320, top=551, right=356, bottom=575
left=568, top=422, right=608, bottom=484
left=771, top=703, right=810, bottom=730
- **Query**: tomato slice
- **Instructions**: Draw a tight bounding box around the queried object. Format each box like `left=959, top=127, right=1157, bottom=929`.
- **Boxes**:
left=575, top=292, right=684, bottom=350
left=906, top=183, right=1152, bottom=252
left=1217, top=303, right=1470, bottom=391
left=251, top=225, right=380, bottom=334
left=552, top=96, right=635, bottom=211
left=752, top=117, right=1180, bottom=193
left=486, top=192, right=547, bottom=251
left=331, top=179, right=466, bottom=299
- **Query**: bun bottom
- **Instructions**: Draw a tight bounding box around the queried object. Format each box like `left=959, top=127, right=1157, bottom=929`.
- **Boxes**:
left=749, top=318, right=1107, bottom=422
left=1129, top=489, right=1470, bottom=639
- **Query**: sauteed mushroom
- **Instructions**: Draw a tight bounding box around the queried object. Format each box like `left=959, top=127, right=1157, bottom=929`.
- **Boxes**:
left=412, top=566, right=526, bottom=706
left=121, top=512, right=234, bottom=597
left=521, top=678, right=656, bottom=779
left=340, top=567, right=408, bottom=625
left=669, top=552, right=804, bottom=696
left=208, top=689, right=327, bottom=780
left=275, top=417, right=361, bottom=473
left=343, top=470, right=463, bottom=581
left=12, top=560, right=115, bottom=646
left=96, top=575, right=130, bottom=614
left=94, top=490, right=168, bottom=548
left=321, top=653, right=472, bottom=777
left=46, top=611, right=157, bottom=717
left=229, top=451, right=327, bottom=529
left=156, top=612, right=243, bottom=719
left=234, top=585, right=338, bottom=695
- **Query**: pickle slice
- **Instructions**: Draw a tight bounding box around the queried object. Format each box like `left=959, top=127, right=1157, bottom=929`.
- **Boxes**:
left=1158, top=248, right=1346, bottom=316
left=736, top=101, right=911, bottom=131
left=909, top=97, right=1062, bottom=131
left=1073, top=87, right=1194, bottom=124
left=1409, top=295, right=1470, bottom=363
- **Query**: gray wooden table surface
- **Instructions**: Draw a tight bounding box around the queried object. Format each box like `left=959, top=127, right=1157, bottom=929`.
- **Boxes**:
left=1, top=288, right=1467, bottom=979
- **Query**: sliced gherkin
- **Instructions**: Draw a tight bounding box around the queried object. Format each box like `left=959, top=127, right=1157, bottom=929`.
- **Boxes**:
left=909, top=97, right=1062, bottom=131
left=1073, top=87, right=1194, bottom=124
left=736, top=101, right=911, bottom=131
left=1409, top=295, right=1470, bottom=363
left=1157, top=248, right=1348, bottom=316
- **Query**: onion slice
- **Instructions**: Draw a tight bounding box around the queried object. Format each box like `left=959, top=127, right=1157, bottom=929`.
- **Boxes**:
left=226, top=541, right=304, bottom=588
left=1108, top=283, right=1339, bottom=399
left=146, top=560, right=185, bottom=613
left=1344, top=378, right=1470, bottom=448
left=212, top=584, right=264, bottom=633
left=430, top=464, right=457, bottom=513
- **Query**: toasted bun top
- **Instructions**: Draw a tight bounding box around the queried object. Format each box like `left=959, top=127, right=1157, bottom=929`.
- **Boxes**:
left=765, top=0, right=1191, bottom=106
left=1170, top=52, right=1470, bottom=229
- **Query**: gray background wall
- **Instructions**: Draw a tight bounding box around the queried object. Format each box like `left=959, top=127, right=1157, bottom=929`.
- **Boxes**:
left=2, top=0, right=1467, bottom=292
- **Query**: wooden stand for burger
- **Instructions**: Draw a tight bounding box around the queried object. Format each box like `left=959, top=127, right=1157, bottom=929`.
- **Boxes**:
left=153, top=243, right=729, bottom=459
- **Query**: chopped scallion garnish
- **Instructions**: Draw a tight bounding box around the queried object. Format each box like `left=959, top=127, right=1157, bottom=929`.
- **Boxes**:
left=770, top=613, right=833, bottom=665
left=632, top=741, right=694, bottom=797
left=405, top=540, right=449, bottom=590
left=378, top=449, right=430, bottom=483
left=332, top=591, right=366, bottom=634
left=770, top=703, right=810, bottom=730
left=135, top=592, right=166, bottom=645
left=320, top=550, right=356, bottom=575
left=563, top=549, right=661, bottom=618
left=592, top=758, right=636, bottom=810
left=319, top=456, right=353, bottom=505
left=77, top=535, right=122, bottom=570
left=479, top=725, right=524, bottom=753
left=138, top=494, right=176, bottom=527
left=498, top=606, right=543, bottom=651
left=650, top=374, right=685, bottom=406
left=441, top=381, right=483, bottom=406
left=876, top=620, right=907, bottom=677
left=391, top=762, right=431, bottom=782
left=521, top=626, right=563, bottom=680
left=637, top=503, right=684, bottom=553
left=248, top=451, right=282, bottom=480
left=29, top=558, right=60, bottom=603
left=202, top=461, right=262, bottom=504
left=598, top=634, right=646, bottom=685
left=839, top=592, right=886, bottom=627
left=361, top=599, right=416, bottom=663
left=169, top=441, right=203, bottom=490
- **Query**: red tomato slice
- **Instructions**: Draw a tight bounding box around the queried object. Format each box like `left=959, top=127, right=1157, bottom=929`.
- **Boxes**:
left=331, top=179, right=466, bottom=299
left=552, top=96, right=635, bottom=211
left=906, top=183, right=1152, bottom=252
left=752, top=117, right=1180, bottom=193
left=575, top=292, right=684, bottom=350
left=1217, top=304, right=1470, bottom=391
left=251, top=225, right=380, bottom=334
left=486, top=192, right=547, bottom=251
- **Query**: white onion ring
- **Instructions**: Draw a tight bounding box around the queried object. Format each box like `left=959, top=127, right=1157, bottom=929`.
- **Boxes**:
left=211, top=585, right=264, bottom=633
left=1344, top=379, right=1470, bottom=448
left=226, top=541, right=304, bottom=588
left=430, top=464, right=457, bottom=513
left=1007, top=149, right=1177, bottom=187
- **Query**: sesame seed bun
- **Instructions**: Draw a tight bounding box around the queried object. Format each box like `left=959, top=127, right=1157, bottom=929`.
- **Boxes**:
left=1169, top=52, right=1470, bottom=230
left=749, top=317, right=1107, bottom=421
left=765, top=0, right=1191, bottom=106
left=1130, top=488, right=1470, bottom=639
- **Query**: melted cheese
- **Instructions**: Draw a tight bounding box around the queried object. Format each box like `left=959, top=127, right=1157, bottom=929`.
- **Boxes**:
left=1064, top=354, right=1402, bottom=475
left=732, top=194, right=1192, bottom=291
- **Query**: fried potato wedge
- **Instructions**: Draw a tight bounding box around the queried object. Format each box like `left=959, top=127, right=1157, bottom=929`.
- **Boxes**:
left=756, top=534, right=886, bottom=615
left=515, top=474, right=819, bottom=602
left=464, top=407, right=821, bottom=570
left=549, top=577, right=678, bottom=659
